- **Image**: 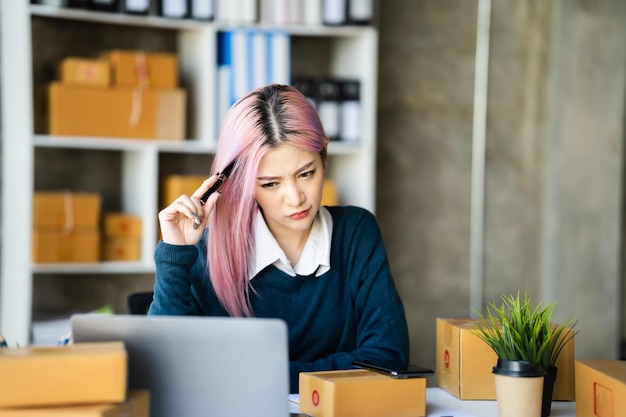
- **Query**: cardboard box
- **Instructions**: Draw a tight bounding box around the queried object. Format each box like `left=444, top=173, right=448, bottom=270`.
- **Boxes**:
left=103, top=213, right=142, bottom=237
left=575, top=360, right=626, bottom=417
left=102, top=236, right=141, bottom=261
left=33, top=192, right=101, bottom=229
left=435, top=318, right=575, bottom=400
left=161, top=175, right=207, bottom=209
left=59, top=58, right=111, bottom=87
left=321, top=179, right=339, bottom=206
left=48, top=82, right=186, bottom=140
left=32, top=229, right=100, bottom=263
left=0, top=342, right=127, bottom=409
left=0, top=390, right=149, bottom=417
left=103, top=50, right=178, bottom=89
left=299, top=369, right=426, bottom=417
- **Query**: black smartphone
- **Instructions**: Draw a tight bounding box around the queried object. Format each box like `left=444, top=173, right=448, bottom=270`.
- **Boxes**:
left=352, top=360, right=434, bottom=379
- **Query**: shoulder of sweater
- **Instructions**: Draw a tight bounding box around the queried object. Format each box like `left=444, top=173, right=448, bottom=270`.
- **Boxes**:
left=325, top=205, right=377, bottom=226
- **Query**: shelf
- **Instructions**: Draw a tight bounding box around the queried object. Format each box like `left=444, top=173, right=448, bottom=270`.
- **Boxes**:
left=32, top=261, right=156, bottom=275
left=33, top=135, right=365, bottom=155
left=30, top=4, right=374, bottom=37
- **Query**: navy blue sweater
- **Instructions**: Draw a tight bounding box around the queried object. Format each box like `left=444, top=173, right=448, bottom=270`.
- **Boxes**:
left=149, top=205, right=410, bottom=392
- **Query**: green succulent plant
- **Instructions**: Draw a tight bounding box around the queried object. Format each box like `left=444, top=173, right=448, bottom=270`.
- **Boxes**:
left=473, top=292, right=578, bottom=369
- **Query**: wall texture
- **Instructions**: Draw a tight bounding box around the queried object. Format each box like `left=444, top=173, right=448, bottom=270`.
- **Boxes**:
left=377, top=0, right=626, bottom=373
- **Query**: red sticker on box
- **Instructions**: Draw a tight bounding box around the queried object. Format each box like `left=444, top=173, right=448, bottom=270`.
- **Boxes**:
left=312, top=390, right=320, bottom=407
left=444, top=349, right=450, bottom=368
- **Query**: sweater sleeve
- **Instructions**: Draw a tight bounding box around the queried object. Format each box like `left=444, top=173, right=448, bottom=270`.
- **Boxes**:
left=148, top=240, right=203, bottom=316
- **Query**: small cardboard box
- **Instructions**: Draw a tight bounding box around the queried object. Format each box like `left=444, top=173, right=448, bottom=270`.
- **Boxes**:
left=58, top=57, right=111, bottom=87
left=103, top=50, right=179, bottom=89
left=48, top=82, right=186, bottom=140
left=0, top=390, right=149, bottom=417
left=160, top=175, right=207, bottom=209
left=33, top=192, right=101, bottom=229
left=0, top=342, right=127, bottom=409
left=575, top=360, right=626, bottom=417
left=436, top=318, right=575, bottom=400
left=103, top=213, right=142, bottom=238
left=102, top=236, right=141, bottom=261
left=33, top=229, right=100, bottom=263
left=299, top=369, right=426, bottom=417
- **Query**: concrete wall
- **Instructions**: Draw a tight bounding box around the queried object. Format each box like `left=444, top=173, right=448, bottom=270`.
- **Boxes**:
left=378, top=0, right=626, bottom=372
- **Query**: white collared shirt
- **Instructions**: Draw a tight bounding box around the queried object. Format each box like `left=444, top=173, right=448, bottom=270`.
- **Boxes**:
left=252, top=206, right=333, bottom=279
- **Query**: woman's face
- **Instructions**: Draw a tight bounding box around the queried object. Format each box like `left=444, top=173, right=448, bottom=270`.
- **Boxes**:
left=255, top=143, right=325, bottom=238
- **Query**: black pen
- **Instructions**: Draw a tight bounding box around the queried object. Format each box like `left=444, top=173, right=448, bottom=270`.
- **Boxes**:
left=193, top=160, right=236, bottom=230
left=199, top=160, right=236, bottom=205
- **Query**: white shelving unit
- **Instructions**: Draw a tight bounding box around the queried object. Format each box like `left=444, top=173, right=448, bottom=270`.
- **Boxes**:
left=0, top=4, right=379, bottom=345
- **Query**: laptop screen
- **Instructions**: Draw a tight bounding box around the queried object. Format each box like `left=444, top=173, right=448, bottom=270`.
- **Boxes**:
left=71, top=314, right=290, bottom=417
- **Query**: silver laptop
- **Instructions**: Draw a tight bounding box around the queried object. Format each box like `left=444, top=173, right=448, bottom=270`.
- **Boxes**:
left=71, top=314, right=290, bottom=417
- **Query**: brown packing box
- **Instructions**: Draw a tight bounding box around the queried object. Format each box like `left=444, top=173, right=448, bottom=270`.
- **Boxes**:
left=103, top=50, right=178, bottom=89
left=575, top=360, right=626, bottom=417
left=0, top=390, right=150, bottom=417
left=0, top=342, right=127, bottom=409
left=161, top=175, right=208, bottom=209
left=299, top=369, right=426, bottom=417
left=435, top=318, right=575, bottom=400
left=58, top=57, right=111, bottom=87
left=321, top=179, right=339, bottom=206
left=48, top=82, right=186, bottom=140
left=33, top=192, right=101, bottom=229
left=102, top=236, right=141, bottom=261
left=103, top=213, right=142, bottom=237
left=33, top=229, right=100, bottom=263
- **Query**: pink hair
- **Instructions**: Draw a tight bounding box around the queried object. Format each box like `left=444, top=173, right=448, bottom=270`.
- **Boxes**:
left=208, top=84, right=328, bottom=317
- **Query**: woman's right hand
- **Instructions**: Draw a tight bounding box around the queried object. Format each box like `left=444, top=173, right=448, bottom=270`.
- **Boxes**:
left=158, top=174, right=223, bottom=245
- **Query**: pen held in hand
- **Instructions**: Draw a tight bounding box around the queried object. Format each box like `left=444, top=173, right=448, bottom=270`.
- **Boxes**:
left=199, top=160, right=236, bottom=205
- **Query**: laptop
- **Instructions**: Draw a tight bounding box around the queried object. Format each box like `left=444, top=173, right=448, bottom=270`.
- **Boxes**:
left=71, top=314, right=290, bottom=417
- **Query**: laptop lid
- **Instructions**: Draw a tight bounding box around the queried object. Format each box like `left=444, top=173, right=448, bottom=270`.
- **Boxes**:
left=71, top=314, right=290, bottom=417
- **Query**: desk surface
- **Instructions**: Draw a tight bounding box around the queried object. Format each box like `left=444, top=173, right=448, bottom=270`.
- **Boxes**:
left=290, top=387, right=576, bottom=417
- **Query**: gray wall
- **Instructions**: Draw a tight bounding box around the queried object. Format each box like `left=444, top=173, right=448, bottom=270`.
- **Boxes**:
left=378, top=0, right=626, bottom=372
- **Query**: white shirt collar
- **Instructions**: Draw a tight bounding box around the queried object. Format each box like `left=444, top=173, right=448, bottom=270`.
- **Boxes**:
left=252, top=206, right=333, bottom=279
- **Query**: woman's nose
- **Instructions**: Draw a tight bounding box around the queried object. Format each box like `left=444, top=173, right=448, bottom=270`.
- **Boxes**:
left=284, top=182, right=305, bottom=206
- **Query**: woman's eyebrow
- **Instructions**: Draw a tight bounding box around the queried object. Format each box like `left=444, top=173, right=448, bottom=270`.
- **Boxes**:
left=257, top=160, right=316, bottom=181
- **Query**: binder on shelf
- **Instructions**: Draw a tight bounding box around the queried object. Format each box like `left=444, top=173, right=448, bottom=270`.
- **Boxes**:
left=316, top=78, right=341, bottom=141
left=347, top=0, right=373, bottom=25
left=249, top=30, right=268, bottom=91
left=158, top=0, right=189, bottom=18
left=122, top=0, right=150, bottom=15
left=216, top=0, right=257, bottom=23
left=230, top=29, right=249, bottom=105
left=67, top=0, right=90, bottom=8
left=292, top=77, right=317, bottom=108
left=303, top=0, right=322, bottom=26
left=190, top=0, right=214, bottom=20
left=267, top=30, right=291, bottom=86
left=216, top=30, right=233, bottom=130
left=339, top=79, right=361, bottom=142
left=89, top=0, right=120, bottom=12
left=322, top=0, right=346, bottom=25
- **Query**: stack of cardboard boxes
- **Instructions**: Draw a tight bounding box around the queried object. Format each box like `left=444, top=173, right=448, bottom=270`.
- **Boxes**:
left=31, top=191, right=143, bottom=263
left=48, top=50, right=185, bottom=140
left=32, top=192, right=102, bottom=263
left=102, top=213, right=142, bottom=261
left=435, top=317, right=626, bottom=417
left=0, top=342, right=149, bottom=417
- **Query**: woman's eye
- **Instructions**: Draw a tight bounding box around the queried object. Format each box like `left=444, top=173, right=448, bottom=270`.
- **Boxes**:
left=300, top=170, right=315, bottom=179
left=261, top=182, right=278, bottom=188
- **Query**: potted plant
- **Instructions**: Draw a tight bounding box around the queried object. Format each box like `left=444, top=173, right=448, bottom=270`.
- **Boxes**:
left=473, top=292, right=577, bottom=417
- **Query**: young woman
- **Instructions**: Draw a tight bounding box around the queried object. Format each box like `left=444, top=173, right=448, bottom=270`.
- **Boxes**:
left=149, top=84, right=409, bottom=392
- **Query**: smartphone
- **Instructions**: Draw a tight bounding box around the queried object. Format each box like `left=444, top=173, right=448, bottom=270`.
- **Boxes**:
left=352, top=360, right=434, bottom=379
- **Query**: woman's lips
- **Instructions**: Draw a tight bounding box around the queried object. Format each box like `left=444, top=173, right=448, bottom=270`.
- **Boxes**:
left=289, top=208, right=310, bottom=220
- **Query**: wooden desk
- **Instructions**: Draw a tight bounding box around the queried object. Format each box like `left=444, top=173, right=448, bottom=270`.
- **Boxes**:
left=289, top=387, right=577, bottom=416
